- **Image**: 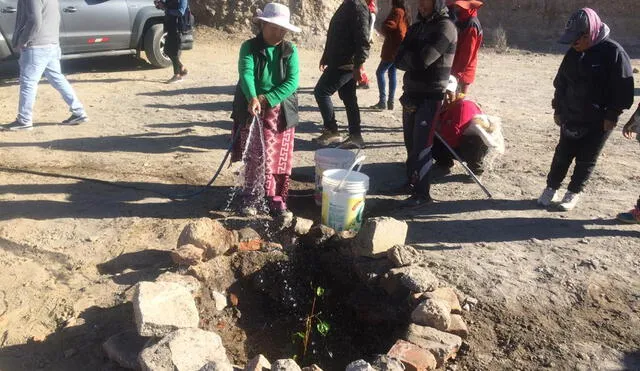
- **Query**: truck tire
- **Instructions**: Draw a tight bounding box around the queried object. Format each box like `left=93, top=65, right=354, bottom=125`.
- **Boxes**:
left=144, top=24, right=171, bottom=68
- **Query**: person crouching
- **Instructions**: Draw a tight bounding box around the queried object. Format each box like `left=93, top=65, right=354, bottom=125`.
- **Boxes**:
left=230, top=3, right=301, bottom=217
left=433, top=76, right=504, bottom=178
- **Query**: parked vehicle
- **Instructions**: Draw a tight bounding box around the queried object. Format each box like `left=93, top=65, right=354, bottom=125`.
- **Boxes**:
left=0, top=0, right=172, bottom=67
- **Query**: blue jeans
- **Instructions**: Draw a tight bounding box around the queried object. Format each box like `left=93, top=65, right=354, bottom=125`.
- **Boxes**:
left=376, top=61, right=397, bottom=104
left=18, top=45, right=85, bottom=125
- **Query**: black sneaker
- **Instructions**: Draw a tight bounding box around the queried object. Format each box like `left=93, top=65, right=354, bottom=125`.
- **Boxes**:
left=3, top=120, right=33, bottom=131
left=387, top=101, right=395, bottom=110
left=369, top=102, right=386, bottom=110
left=61, top=113, right=89, bottom=125
left=313, top=129, right=343, bottom=146
left=399, top=194, right=432, bottom=209
left=337, top=134, right=365, bottom=149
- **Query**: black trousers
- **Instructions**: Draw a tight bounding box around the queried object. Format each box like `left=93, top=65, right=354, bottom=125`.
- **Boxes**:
left=546, top=125, right=611, bottom=194
left=433, top=135, right=489, bottom=175
left=164, top=16, right=183, bottom=75
left=402, top=98, right=439, bottom=197
left=314, top=67, right=361, bottom=135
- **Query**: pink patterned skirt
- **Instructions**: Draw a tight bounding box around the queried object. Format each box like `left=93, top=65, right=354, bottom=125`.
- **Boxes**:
left=232, top=105, right=295, bottom=211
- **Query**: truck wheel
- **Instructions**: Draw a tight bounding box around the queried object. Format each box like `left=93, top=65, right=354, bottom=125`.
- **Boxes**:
left=144, top=24, right=171, bottom=68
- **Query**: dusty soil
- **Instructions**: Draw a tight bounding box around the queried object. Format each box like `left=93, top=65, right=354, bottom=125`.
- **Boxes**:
left=0, top=29, right=639, bottom=370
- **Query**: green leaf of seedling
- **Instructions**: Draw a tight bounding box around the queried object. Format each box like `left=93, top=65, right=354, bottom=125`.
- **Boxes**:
left=316, top=320, right=330, bottom=336
left=316, top=286, right=325, bottom=297
left=294, top=332, right=305, bottom=339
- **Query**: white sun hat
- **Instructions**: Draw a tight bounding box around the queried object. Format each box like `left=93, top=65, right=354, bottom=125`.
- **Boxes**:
left=446, top=75, right=458, bottom=93
left=254, top=3, right=301, bottom=33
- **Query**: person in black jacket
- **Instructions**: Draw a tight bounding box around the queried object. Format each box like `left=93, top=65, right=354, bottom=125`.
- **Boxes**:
left=394, top=0, right=457, bottom=206
left=537, top=8, right=634, bottom=211
left=313, top=0, right=371, bottom=149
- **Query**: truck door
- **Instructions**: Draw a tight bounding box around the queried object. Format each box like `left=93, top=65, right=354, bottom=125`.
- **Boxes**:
left=59, top=0, right=131, bottom=54
left=0, top=0, right=18, bottom=50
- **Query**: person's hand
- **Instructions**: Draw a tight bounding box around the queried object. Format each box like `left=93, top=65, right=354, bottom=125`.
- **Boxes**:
left=603, top=119, right=616, bottom=131
left=257, top=95, right=268, bottom=107
left=154, top=0, right=164, bottom=9
left=622, top=118, right=636, bottom=139
left=319, top=63, right=327, bottom=72
left=353, top=67, right=363, bottom=83
left=248, top=97, right=261, bottom=117
left=553, top=114, right=563, bottom=126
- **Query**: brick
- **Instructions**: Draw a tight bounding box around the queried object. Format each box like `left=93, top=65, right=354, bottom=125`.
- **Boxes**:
left=134, top=281, right=199, bottom=337
left=387, top=339, right=437, bottom=371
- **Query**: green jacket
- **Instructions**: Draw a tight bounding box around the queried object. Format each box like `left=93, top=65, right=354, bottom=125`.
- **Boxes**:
left=231, top=34, right=300, bottom=129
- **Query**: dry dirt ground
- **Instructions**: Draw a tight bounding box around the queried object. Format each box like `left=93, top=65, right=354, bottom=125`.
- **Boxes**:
left=0, top=30, right=639, bottom=370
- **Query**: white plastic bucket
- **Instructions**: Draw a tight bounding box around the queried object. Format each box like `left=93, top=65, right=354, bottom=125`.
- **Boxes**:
left=314, top=148, right=356, bottom=206
left=321, top=169, right=370, bottom=232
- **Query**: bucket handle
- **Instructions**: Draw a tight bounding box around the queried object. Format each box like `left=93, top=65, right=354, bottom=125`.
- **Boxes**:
left=334, top=155, right=366, bottom=192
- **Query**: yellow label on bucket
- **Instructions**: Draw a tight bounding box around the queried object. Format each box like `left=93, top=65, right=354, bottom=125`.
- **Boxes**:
left=321, top=193, right=366, bottom=232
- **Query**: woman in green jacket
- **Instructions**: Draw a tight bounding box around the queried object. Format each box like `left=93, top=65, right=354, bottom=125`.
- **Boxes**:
left=231, top=3, right=301, bottom=216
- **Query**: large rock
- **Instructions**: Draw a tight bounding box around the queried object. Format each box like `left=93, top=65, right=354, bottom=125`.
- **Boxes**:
left=387, top=339, right=437, bottom=371
left=172, top=244, right=205, bottom=266
left=411, top=300, right=452, bottom=331
left=199, top=361, right=234, bottom=371
left=272, top=359, right=301, bottom=371
left=447, top=314, right=469, bottom=339
left=187, top=255, right=236, bottom=292
left=294, top=217, right=314, bottom=236
left=387, top=245, right=421, bottom=267
left=177, top=218, right=235, bottom=259
left=354, top=217, right=408, bottom=258
left=134, top=281, right=199, bottom=337
left=300, top=224, right=336, bottom=248
left=301, top=364, right=323, bottom=371
left=381, top=265, right=440, bottom=297
left=156, top=271, right=202, bottom=296
left=103, top=330, right=150, bottom=370
left=345, top=359, right=375, bottom=371
left=370, top=354, right=406, bottom=371
left=139, top=328, right=231, bottom=371
left=422, top=288, right=462, bottom=314
left=404, top=324, right=462, bottom=367
left=245, top=354, right=271, bottom=371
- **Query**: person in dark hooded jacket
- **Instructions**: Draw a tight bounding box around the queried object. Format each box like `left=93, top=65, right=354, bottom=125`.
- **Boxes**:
left=394, top=0, right=457, bottom=206
left=537, top=8, right=634, bottom=211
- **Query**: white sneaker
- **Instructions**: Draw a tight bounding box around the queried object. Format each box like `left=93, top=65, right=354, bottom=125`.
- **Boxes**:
left=537, top=187, right=560, bottom=207
left=558, top=191, right=580, bottom=211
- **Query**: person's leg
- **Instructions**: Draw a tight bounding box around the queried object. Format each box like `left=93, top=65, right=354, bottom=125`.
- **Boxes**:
left=411, top=100, right=439, bottom=198
left=459, top=135, right=489, bottom=175
left=337, top=72, right=361, bottom=136
left=314, top=68, right=345, bottom=133
left=375, top=61, right=389, bottom=105
left=567, top=128, right=611, bottom=194
left=432, top=135, right=455, bottom=169
left=388, top=63, right=397, bottom=105
left=17, top=48, right=49, bottom=126
left=163, top=17, right=182, bottom=76
left=43, top=46, right=86, bottom=118
left=546, top=132, right=578, bottom=190
left=402, top=101, right=417, bottom=181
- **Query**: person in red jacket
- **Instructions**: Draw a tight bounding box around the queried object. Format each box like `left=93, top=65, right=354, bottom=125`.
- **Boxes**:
left=448, top=0, right=483, bottom=94
left=369, top=0, right=410, bottom=110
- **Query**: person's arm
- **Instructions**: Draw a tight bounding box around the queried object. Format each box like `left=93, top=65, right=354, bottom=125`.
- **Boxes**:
left=238, top=41, right=260, bottom=115
left=22, top=0, right=43, bottom=47
left=418, top=20, right=457, bottom=69
left=603, top=47, right=634, bottom=127
left=452, top=28, right=479, bottom=84
left=394, top=25, right=419, bottom=71
left=264, top=45, right=300, bottom=107
left=552, top=53, right=570, bottom=126
left=352, top=2, right=371, bottom=68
